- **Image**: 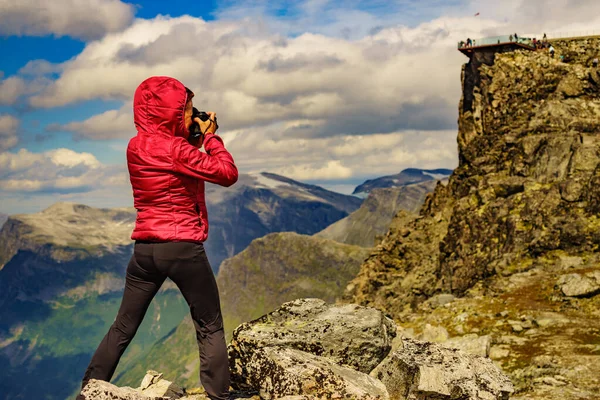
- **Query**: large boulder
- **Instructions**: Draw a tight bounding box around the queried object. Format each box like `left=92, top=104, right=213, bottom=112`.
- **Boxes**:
left=246, top=346, right=389, bottom=399
left=79, top=373, right=246, bottom=400
left=558, top=271, right=600, bottom=297
left=229, top=298, right=397, bottom=389
left=370, top=338, right=513, bottom=400
left=80, top=378, right=175, bottom=400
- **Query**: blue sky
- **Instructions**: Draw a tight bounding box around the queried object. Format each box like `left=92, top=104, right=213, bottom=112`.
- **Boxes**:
left=1, top=0, right=599, bottom=214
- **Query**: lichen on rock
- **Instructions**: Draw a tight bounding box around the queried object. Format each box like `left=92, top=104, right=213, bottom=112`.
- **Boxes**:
left=228, top=298, right=397, bottom=389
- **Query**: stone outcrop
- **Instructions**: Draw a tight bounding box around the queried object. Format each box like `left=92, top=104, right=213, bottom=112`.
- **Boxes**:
left=78, top=298, right=513, bottom=400
left=80, top=379, right=166, bottom=400
left=228, top=298, right=397, bottom=387
left=246, top=347, right=389, bottom=399
left=558, top=270, right=600, bottom=297
left=227, top=298, right=512, bottom=399
left=370, top=339, right=513, bottom=400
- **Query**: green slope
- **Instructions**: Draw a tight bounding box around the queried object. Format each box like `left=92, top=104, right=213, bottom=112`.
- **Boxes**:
left=0, top=286, right=188, bottom=400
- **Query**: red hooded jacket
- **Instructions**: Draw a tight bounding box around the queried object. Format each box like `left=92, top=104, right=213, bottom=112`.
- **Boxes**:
left=127, top=76, right=238, bottom=242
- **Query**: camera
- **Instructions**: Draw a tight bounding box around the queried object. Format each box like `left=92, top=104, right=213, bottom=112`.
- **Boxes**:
left=189, top=107, right=218, bottom=138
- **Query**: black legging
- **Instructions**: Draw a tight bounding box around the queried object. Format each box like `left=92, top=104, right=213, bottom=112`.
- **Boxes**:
left=80, top=241, right=230, bottom=400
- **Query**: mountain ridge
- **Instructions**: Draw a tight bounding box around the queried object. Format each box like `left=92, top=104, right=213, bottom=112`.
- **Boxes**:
left=352, top=168, right=452, bottom=196
left=316, top=180, right=441, bottom=247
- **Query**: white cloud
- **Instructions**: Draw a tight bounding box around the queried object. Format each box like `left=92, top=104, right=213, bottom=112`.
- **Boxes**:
left=0, top=0, right=135, bottom=40
left=279, top=160, right=354, bottom=180
left=4, top=0, right=600, bottom=208
left=27, top=14, right=473, bottom=138
left=56, top=106, right=134, bottom=140
left=0, top=148, right=120, bottom=193
left=223, top=124, right=458, bottom=180
left=0, top=76, right=27, bottom=105
left=0, top=115, right=19, bottom=151
left=48, top=148, right=101, bottom=168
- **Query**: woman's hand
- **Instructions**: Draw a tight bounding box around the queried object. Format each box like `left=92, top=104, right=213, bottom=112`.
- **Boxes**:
left=195, top=111, right=217, bottom=135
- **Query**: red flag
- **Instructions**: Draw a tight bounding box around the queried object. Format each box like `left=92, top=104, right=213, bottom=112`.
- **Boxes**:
left=474, top=12, right=480, bottom=16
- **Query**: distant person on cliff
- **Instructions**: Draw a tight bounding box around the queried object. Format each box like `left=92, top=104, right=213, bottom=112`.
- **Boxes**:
left=78, top=76, right=238, bottom=400
left=509, top=34, right=513, bottom=42
left=549, top=45, right=555, bottom=58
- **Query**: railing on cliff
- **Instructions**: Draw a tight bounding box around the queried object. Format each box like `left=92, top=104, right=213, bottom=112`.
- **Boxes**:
left=458, top=30, right=600, bottom=50
left=458, top=35, right=535, bottom=50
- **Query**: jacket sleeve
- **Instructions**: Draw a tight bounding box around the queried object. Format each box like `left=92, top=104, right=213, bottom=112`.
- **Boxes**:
left=172, top=135, right=238, bottom=187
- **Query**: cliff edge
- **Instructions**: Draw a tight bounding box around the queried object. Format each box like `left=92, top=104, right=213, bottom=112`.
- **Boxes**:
left=346, top=36, right=600, bottom=399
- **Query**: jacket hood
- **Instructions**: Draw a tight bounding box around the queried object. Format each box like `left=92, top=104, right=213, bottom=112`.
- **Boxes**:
left=133, top=76, right=190, bottom=138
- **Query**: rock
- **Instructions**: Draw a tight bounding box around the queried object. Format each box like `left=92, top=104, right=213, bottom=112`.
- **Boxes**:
left=538, top=376, right=568, bottom=386
left=370, top=339, right=513, bottom=400
left=557, top=74, right=585, bottom=97
left=558, top=255, right=583, bottom=269
left=444, top=334, right=491, bottom=357
left=228, top=298, right=396, bottom=389
left=521, top=319, right=534, bottom=329
left=138, top=370, right=185, bottom=399
left=558, top=271, right=600, bottom=297
left=80, top=379, right=171, bottom=400
left=489, top=346, right=510, bottom=359
left=508, top=321, right=524, bottom=332
left=79, top=377, right=257, bottom=400
left=533, top=312, right=571, bottom=328
left=428, top=293, right=456, bottom=307
left=140, top=370, right=164, bottom=390
left=246, top=346, right=389, bottom=399
left=417, top=324, right=450, bottom=342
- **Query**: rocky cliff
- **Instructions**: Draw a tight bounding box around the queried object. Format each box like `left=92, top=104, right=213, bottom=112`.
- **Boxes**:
left=346, top=36, right=600, bottom=398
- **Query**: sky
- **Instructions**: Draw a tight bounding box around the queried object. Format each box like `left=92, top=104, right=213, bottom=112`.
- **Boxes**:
left=1, top=0, right=599, bottom=214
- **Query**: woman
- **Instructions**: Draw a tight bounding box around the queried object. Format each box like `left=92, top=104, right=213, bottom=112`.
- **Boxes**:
left=79, top=76, right=238, bottom=400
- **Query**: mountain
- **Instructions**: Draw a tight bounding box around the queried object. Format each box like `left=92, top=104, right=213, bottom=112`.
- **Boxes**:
left=0, top=204, right=189, bottom=400
left=316, top=181, right=440, bottom=247
left=0, top=173, right=362, bottom=400
left=346, top=37, right=600, bottom=398
left=203, top=172, right=363, bottom=271
left=352, top=168, right=452, bottom=197
left=0, top=203, right=135, bottom=271
left=114, top=232, right=371, bottom=388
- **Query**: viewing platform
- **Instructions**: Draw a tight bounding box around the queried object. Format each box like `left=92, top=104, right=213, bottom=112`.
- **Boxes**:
left=458, top=35, right=536, bottom=57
